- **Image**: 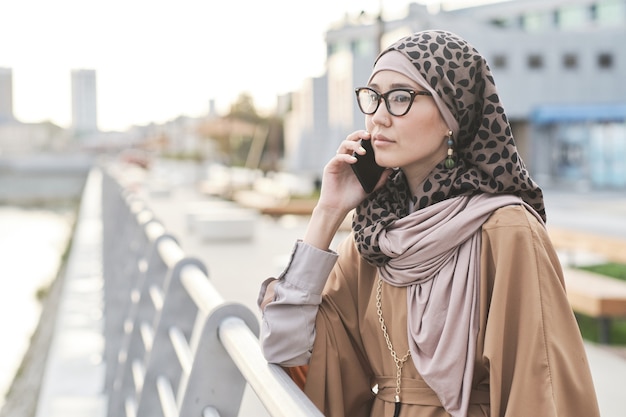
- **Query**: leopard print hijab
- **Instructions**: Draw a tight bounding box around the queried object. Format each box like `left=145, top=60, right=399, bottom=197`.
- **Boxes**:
left=353, top=30, right=546, bottom=265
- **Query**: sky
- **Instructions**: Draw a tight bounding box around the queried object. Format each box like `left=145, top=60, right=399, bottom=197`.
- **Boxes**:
left=0, top=0, right=500, bottom=132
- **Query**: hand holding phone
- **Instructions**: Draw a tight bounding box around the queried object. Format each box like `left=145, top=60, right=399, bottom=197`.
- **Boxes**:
left=351, top=139, right=385, bottom=193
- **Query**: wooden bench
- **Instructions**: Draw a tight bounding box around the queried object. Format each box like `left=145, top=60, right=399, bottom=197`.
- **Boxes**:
left=549, top=227, right=626, bottom=264
left=259, top=199, right=318, bottom=217
left=563, top=268, right=626, bottom=343
left=549, top=227, right=626, bottom=344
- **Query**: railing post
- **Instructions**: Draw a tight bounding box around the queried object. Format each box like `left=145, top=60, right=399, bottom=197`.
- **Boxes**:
left=102, top=171, right=156, bottom=394
left=178, top=302, right=260, bottom=417
left=108, top=230, right=178, bottom=417
left=135, top=257, right=208, bottom=417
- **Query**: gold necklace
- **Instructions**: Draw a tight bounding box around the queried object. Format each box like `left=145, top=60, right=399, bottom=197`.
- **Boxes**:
left=376, top=277, right=411, bottom=417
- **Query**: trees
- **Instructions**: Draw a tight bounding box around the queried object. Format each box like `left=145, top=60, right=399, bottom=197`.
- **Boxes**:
left=198, top=93, right=283, bottom=171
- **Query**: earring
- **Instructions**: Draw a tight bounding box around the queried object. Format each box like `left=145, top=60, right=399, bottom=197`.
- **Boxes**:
left=445, top=130, right=456, bottom=169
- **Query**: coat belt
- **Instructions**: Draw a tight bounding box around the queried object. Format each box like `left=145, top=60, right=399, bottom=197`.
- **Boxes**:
left=372, top=376, right=490, bottom=406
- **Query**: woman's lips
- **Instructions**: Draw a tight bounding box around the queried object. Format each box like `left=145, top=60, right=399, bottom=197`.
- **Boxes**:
left=373, top=135, right=394, bottom=147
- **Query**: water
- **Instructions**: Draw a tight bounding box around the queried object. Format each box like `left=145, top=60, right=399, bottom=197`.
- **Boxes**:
left=0, top=205, right=75, bottom=408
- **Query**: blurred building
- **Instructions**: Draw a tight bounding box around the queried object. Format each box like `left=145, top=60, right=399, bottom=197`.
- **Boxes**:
left=283, top=75, right=330, bottom=176
left=0, top=121, right=69, bottom=155
left=71, top=69, right=98, bottom=136
left=0, top=67, right=71, bottom=155
left=0, top=68, right=13, bottom=123
left=284, top=0, right=626, bottom=189
left=0, top=67, right=14, bottom=123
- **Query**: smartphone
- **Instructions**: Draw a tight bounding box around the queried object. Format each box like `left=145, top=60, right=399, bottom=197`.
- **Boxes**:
left=351, top=139, right=385, bottom=193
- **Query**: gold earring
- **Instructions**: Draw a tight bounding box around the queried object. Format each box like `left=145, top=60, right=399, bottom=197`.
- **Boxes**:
left=445, top=130, right=456, bottom=169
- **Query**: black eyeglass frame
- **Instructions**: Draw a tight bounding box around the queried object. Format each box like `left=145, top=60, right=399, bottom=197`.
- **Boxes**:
left=354, top=87, right=433, bottom=117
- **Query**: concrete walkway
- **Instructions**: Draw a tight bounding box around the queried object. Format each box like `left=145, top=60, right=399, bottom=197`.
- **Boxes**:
left=584, top=343, right=626, bottom=416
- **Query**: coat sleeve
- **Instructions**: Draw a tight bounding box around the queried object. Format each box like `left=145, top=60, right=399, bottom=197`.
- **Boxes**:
left=479, top=206, right=600, bottom=417
left=258, top=240, right=338, bottom=366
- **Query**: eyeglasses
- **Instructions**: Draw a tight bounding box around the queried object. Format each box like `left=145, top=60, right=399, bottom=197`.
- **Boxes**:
left=355, top=87, right=432, bottom=117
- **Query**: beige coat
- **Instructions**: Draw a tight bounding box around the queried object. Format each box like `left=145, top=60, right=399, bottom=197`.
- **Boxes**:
left=295, top=205, right=600, bottom=417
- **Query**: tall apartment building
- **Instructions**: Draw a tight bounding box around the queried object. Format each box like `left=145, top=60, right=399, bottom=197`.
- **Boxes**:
left=0, top=67, right=14, bottom=123
left=71, top=69, right=98, bottom=135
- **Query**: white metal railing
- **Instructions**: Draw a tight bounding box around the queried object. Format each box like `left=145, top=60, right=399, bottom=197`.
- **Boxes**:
left=101, top=168, right=323, bottom=417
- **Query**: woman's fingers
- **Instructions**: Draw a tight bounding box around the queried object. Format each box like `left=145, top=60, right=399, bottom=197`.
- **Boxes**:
left=336, top=130, right=370, bottom=156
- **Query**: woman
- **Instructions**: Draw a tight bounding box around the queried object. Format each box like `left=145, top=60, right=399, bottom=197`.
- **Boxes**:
left=258, top=30, right=600, bottom=417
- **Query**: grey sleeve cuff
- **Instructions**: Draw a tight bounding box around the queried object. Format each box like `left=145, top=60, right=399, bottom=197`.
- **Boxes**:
left=278, top=240, right=338, bottom=296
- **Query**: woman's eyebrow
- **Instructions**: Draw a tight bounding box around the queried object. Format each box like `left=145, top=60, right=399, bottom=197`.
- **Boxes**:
left=367, top=82, right=420, bottom=90
left=390, top=82, right=416, bottom=89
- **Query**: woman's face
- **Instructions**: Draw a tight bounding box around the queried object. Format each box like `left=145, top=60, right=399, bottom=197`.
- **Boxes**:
left=365, top=70, right=449, bottom=184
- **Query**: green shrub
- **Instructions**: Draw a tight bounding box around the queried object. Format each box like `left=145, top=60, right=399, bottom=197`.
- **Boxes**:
left=578, top=263, right=626, bottom=282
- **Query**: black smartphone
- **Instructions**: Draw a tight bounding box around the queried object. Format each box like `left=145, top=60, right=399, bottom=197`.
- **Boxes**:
left=351, top=139, right=385, bottom=193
